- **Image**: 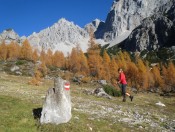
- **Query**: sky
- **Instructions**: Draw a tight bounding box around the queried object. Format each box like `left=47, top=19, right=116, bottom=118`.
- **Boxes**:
left=0, top=0, right=114, bottom=37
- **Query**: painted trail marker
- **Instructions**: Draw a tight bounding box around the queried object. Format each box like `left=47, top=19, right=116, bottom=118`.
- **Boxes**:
left=64, top=82, right=70, bottom=91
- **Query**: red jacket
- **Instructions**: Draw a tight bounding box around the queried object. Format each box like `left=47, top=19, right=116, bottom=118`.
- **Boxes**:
left=119, top=72, right=127, bottom=84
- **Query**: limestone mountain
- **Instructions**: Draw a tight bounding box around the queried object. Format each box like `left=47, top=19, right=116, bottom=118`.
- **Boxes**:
left=95, top=0, right=169, bottom=42
left=0, top=0, right=174, bottom=55
left=84, top=19, right=103, bottom=33
left=28, top=18, right=89, bottom=55
left=120, top=0, right=175, bottom=52
left=0, top=29, right=21, bottom=44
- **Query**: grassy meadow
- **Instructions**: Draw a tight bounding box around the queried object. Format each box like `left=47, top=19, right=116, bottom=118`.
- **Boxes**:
left=0, top=72, right=175, bottom=132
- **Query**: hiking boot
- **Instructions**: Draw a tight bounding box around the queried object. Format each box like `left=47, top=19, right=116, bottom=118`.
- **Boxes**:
left=122, top=98, right=126, bottom=102
left=130, top=96, right=134, bottom=101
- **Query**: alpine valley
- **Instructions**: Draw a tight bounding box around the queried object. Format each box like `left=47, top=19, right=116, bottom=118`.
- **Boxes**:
left=0, top=0, right=175, bottom=59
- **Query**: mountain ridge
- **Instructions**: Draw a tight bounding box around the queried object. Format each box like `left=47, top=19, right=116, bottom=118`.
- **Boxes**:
left=0, top=0, right=174, bottom=55
left=27, top=18, right=90, bottom=54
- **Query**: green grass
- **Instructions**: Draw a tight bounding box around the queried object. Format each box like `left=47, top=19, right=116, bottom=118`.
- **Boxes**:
left=39, top=111, right=131, bottom=132
left=0, top=72, right=175, bottom=132
left=0, top=95, right=131, bottom=132
left=0, top=95, right=39, bottom=132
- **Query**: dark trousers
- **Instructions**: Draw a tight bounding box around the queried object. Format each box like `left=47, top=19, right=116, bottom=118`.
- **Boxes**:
left=121, top=84, right=127, bottom=98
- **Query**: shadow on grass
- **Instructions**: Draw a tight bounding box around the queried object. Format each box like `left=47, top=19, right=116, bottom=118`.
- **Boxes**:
left=32, top=108, right=42, bottom=119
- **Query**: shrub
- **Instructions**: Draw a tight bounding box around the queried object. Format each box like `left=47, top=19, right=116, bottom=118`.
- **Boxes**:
left=103, top=85, right=122, bottom=97
left=16, top=60, right=26, bottom=65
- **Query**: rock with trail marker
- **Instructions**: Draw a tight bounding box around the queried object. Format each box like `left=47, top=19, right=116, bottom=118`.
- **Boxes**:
left=40, top=77, right=71, bottom=124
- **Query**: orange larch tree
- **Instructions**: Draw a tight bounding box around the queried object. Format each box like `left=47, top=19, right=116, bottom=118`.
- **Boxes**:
left=46, top=49, right=53, bottom=66
left=7, top=41, right=20, bottom=60
left=52, top=50, right=65, bottom=68
left=79, top=49, right=89, bottom=75
left=28, top=67, right=42, bottom=86
left=65, top=53, right=70, bottom=70
left=0, top=41, right=7, bottom=61
left=161, top=65, right=168, bottom=91
left=32, top=49, right=39, bottom=63
left=151, top=66, right=164, bottom=88
left=136, top=58, right=149, bottom=90
left=115, top=51, right=130, bottom=71
left=19, top=39, right=33, bottom=60
left=102, top=50, right=111, bottom=80
left=69, top=47, right=81, bottom=74
left=39, top=61, right=48, bottom=77
left=87, top=36, right=103, bottom=79
left=109, top=57, right=119, bottom=85
left=165, top=62, right=175, bottom=91
left=126, top=61, right=139, bottom=88
left=40, top=49, right=46, bottom=63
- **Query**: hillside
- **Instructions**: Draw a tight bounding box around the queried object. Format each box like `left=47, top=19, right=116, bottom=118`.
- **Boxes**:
left=0, top=72, right=175, bottom=131
left=28, top=18, right=90, bottom=55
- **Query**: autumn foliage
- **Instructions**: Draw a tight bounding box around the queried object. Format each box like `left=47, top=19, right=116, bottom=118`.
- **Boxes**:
left=0, top=39, right=175, bottom=92
left=19, top=39, right=33, bottom=60
left=0, top=41, right=7, bottom=60
left=28, top=68, right=42, bottom=86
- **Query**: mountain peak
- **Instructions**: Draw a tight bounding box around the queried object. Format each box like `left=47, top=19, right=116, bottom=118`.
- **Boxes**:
left=84, top=19, right=103, bottom=33
left=92, top=19, right=101, bottom=27
left=95, top=0, right=170, bottom=42
left=0, top=29, right=20, bottom=44
left=4, top=28, right=14, bottom=32
left=58, top=18, right=70, bottom=23
left=93, top=19, right=101, bottom=23
left=28, top=18, right=89, bottom=55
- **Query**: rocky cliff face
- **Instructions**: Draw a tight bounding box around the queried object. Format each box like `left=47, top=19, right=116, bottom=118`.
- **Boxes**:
left=28, top=18, right=89, bottom=54
left=120, top=1, right=175, bottom=52
left=167, top=1, right=175, bottom=24
left=0, top=29, right=21, bottom=44
left=84, top=19, right=102, bottom=33
left=1, top=0, right=174, bottom=54
left=95, top=0, right=169, bottom=42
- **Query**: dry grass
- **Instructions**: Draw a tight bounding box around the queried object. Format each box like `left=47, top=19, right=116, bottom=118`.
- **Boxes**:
left=0, top=71, right=175, bottom=131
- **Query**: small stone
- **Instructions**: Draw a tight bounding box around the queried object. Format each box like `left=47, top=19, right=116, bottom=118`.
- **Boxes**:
left=156, top=101, right=166, bottom=107
left=74, top=116, right=79, bottom=120
left=139, top=126, right=143, bottom=129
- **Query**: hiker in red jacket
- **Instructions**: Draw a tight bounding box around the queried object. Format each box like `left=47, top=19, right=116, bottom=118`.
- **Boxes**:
left=117, top=68, right=133, bottom=102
